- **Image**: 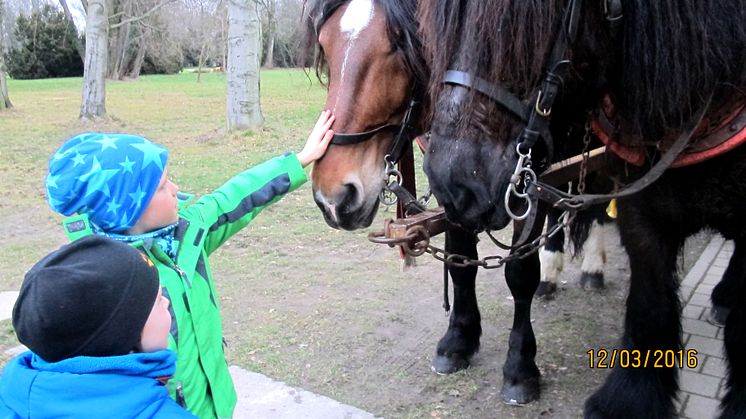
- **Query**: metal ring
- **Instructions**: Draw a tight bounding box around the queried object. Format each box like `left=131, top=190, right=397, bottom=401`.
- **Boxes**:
left=534, top=90, right=552, bottom=117
left=515, top=142, right=532, bottom=158
left=379, top=189, right=398, bottom=206
left=504, top=187, right=532, bottom=220
left=402, top=225, right=429, bottom=257
left=385, top=169, right=403, bottom=186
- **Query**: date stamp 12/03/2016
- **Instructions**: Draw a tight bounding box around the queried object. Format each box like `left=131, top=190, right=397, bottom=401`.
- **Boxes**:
left=587, top=349, right=699, bottom=369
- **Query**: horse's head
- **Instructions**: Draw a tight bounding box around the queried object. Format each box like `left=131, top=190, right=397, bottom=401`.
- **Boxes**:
left=419, top=0, right=745, bottom=232
left=417, top=0, right=620, bottom=232
left=305, top=0, right=425, bottom=230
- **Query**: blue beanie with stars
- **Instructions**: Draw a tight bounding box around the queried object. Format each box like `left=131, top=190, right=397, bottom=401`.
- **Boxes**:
left=46, top=133, right=169, bottom=233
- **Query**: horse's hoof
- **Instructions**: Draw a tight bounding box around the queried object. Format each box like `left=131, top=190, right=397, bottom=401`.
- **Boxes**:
left=431, top=354, right=470, bottom=375
left=708, top=305, right=730, bottom=326
left=580, top=272, right=604, bottom=290
left=536, top=281, right=557, bottom=298
left=501, top=377, right=540, bottom=405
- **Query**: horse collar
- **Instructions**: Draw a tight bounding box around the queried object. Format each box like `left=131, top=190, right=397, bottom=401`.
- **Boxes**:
left=591, top=92, right=746, bottom=168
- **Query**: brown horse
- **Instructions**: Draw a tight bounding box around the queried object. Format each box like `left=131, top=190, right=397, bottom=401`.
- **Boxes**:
left=304, top=0, right=488, bottom=378
left=307, top=0, right=425, bottom=231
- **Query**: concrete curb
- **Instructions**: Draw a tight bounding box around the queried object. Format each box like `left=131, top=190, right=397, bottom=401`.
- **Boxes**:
left=230, top=366, right=379, bottom=419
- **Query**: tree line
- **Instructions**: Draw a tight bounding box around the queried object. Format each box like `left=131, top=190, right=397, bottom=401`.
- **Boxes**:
left=0, top=0, right=309, bottom=128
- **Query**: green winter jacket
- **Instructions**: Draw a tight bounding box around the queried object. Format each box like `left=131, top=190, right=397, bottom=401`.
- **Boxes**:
left=62, top=153, right=308, bottom=419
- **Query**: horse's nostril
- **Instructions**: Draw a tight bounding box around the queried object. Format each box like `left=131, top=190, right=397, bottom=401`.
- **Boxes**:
left=339, top=183, right=360, bottom=210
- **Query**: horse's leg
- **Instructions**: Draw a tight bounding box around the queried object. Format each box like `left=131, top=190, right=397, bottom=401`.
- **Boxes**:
left=579, top=210, right=608, bottom=290
left=709, top=239, right=745, bottom=325
left=720, top=239, right=746, bottom=418
left=538, top=207, right=563, bottom=297
left=432, top=227, right=481, bottom=374
left=585, top=199, right=682, bottom=418
left=501, top=207, right=547, bottom=404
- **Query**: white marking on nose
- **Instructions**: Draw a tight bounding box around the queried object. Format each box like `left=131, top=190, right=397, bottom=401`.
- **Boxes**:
left=339, top=0, right=374, bottom=40
left=314, top=190, right=339, bottom=224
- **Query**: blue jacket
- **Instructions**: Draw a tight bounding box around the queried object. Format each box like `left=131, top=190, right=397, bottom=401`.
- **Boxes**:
left=0, top=350, right=196, bottom=418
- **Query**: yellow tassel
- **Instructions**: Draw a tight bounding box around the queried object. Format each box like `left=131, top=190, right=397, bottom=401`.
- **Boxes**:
left=606, top=199, right=618, bottom=219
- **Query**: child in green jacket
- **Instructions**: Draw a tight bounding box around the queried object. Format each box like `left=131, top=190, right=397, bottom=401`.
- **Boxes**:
left=44, top=111, right=335, bottom=418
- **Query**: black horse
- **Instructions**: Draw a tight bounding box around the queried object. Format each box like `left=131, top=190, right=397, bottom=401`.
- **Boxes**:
left=419, top=0, right=746, bottom=417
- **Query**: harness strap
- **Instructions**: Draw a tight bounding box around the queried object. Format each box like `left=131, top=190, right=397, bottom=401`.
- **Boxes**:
left=330, top=124, right=401, bottom=145
left=443, top=71, right=529, bottom=121
left=531, top=94, right=713, bottom=210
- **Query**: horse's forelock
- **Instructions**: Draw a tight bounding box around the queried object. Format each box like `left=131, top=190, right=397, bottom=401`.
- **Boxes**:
left=379, top=1, right=427, bottom=88
left=419, top=0, right=564, bottom=138
left=301, top=0, right=349, bottom=86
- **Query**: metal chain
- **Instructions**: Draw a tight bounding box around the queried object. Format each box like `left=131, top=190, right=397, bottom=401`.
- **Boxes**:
left=577, top=122, right=593, bottom=194
left=370, top=210, right=575, bottom=269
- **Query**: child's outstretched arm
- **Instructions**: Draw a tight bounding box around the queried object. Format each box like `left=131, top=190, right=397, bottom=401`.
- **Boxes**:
left=297, top=110, right=335, bottom=167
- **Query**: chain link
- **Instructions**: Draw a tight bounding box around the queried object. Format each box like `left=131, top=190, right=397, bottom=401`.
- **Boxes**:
left=577, top=122, right=593, bottom=194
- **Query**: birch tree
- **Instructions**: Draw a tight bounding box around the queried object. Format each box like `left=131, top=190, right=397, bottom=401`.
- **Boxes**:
left=80, top=0, right=107, bottom=119
left=226, top=0, right=263, bottom=131
left=0, top=0, right=12, bottom=109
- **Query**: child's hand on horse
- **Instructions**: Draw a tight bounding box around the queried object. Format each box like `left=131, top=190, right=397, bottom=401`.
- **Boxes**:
left=297, top=110, right=335, bottom=167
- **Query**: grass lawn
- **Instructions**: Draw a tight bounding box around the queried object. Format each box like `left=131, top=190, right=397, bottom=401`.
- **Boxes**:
left=0, top=69, right=330, bottom=289
left=0, top=69, right=344, bottom=357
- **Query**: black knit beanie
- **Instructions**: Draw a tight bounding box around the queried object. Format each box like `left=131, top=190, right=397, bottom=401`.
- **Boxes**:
left=13, top=235, right=160, bottom=363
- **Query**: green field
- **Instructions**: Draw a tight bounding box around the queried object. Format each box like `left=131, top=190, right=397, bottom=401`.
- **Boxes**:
left=0, top=70, right=332, bottom=288
left=0, top=69, right=342, bottom=361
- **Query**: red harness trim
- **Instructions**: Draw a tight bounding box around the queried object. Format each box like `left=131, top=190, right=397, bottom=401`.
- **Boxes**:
left=670, top=118, right=746, bottom=167
left=591, top=98, right=746, bottom=168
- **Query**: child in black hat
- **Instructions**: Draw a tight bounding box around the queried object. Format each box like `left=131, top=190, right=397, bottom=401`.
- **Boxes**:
left=0, top=235, right=195, bottom=418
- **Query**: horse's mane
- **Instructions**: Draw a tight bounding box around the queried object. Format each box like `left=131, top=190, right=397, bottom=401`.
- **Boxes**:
left=419, top=0, right=746, bottom=137
left=302, top=0, right=427, bottom=88
left=621, top=0, right=746, bottom=135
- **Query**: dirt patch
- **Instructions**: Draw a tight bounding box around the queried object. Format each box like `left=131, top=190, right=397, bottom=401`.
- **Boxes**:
left=217, top=207, right=713, bottom=419
left=0, top=180, right=713, bottom=418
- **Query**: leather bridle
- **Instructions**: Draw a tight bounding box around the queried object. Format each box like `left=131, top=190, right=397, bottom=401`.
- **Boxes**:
left=329, top=84, right=423, bottom=167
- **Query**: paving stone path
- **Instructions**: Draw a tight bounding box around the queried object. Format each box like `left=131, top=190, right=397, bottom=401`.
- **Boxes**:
left=677, top=236, right=729, bottom=419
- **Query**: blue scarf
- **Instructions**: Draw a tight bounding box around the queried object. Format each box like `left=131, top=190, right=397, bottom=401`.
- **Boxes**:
left=93, top=222, right=179, bottom=260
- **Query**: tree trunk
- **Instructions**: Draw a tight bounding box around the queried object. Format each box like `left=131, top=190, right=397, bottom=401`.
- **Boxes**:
left=263, top=34, right=274, bottom=68
left=80, top=0, right=108, bottom=120
left=127, top=30, right=147, bottom=79
left=58, top=0, right=85, bottom=61
left=108, top=0, right=133, bottom=80
left=226, top=0, right=263, bottom=131
left=0, top=0, right=10, bottom=110
left=262, top=0, right=275, bottom=68
left=0, top=59, right=11, bottom=109
left=196, top=41, right=207, bottom=83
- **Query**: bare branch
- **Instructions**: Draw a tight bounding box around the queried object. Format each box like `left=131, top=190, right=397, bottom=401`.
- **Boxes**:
left=110, top=0, right=177, bottom=29
left=58, top=0, right=85, bottom=60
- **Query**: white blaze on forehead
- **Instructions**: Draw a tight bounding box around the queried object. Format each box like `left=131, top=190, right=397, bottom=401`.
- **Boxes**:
left=339, top=0, right=374, bottom=40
